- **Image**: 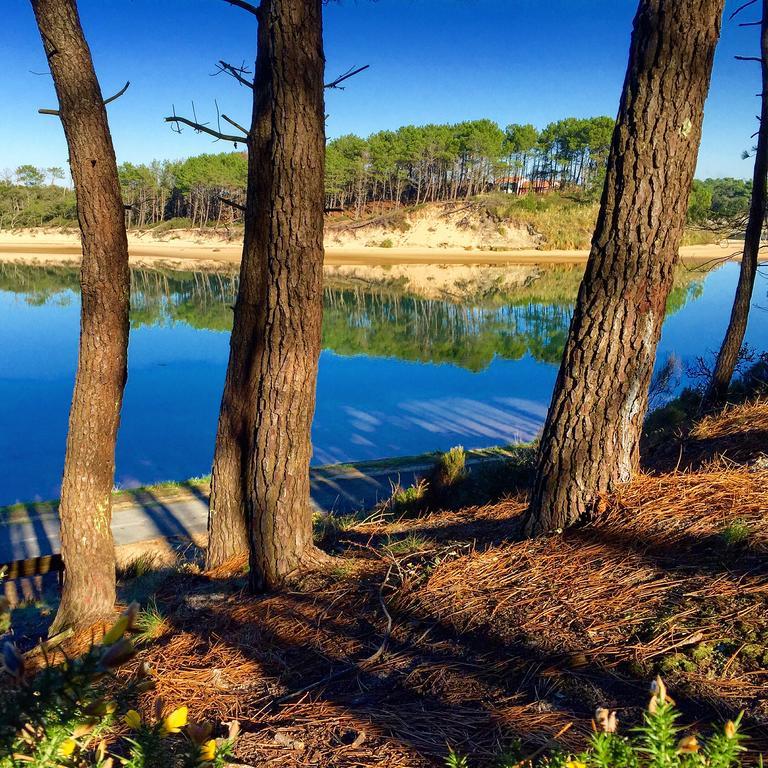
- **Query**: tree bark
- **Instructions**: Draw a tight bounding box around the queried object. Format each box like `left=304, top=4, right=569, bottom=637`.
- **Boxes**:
left=208, top=0, right=327, bottom=587
left=701, top=0, right=768, bottom=411
left=524, top=0, right=724, bottom=536
left=31, top=0, right=131, bottom=631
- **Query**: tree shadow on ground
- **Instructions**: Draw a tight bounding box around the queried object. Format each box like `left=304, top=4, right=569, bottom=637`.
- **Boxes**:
left=147, top=512, right=768, bottom=767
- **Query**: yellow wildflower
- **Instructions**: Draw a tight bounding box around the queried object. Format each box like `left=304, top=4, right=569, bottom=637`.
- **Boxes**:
left=59, top=738, right=77, bottom=756
left=199, top=739, right=217, bottom=762
left=123, top=709, right=142, bottom=730
left=161, top=705, right=188, bottom=735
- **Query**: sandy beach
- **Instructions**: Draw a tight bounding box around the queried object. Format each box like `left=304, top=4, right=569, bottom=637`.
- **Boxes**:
left=0, top=228, right=741, bottom=271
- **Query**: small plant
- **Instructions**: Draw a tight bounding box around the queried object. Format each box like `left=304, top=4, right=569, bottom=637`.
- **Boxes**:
left=385, top=533, right=433, bottom=556
left=119, top=552, right=161, bottom=581
left=389, top=478, right=429, bottom=516
left=449, top=678, right=751, bottom=768
left=445, top=747, right=470, bottom=768
left=0, top=603, right=237, bottom=767
left=313, top=512, right=359, bottom=549
left=378, top=238, right=394, bottom=248
left=134, top=598, right=168, bottom=644
left=432, top=445, right=468, bottom=489
left=721, top=519, right=750, bottom=548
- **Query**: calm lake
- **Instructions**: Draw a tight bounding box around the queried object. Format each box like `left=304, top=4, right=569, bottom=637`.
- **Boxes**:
left=0, top=260, right=766, bottom=505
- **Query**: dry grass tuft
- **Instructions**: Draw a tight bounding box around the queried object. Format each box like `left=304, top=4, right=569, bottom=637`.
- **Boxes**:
left=693, top=399, right=768, bottom=442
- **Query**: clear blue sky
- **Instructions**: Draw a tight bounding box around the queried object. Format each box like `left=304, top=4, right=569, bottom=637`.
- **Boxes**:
left=0, top=0, right=760, bottom=179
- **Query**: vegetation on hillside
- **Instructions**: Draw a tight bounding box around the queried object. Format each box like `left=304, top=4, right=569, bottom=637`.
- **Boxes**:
left=0, top=159, right=750, bottom=239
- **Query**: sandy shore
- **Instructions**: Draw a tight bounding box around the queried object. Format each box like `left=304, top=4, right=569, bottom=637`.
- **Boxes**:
left=0, top=229, right=741, bottom=270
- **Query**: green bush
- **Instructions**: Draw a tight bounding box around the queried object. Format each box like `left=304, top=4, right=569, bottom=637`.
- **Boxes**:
left=0, top=603, right=236, bottom=767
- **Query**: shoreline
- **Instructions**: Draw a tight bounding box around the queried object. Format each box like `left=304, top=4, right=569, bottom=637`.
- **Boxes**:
left=0, top=229, right=741, bottom=270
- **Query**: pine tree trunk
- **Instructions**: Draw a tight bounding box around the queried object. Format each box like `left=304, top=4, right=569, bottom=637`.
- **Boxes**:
left=31, top=0, right=130, bottom=632
left=208, top=0, right=326, bottom=587
left=701, top=0, right=768, bottom=411
left=524, top=0, right=724, bottom=536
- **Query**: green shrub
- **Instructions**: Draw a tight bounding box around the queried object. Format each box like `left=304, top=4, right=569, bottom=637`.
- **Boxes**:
left=0, top=603, right=236, bottom=767
left=389, top=478, right=429, bottom=515
left=378, top=238, right=395, bottom=248
left=448, top=678, right=750, bottom=768
left=432, top=445, right=468, bottom=489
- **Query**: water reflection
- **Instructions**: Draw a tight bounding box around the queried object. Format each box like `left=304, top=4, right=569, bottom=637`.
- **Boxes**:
left=0, top=263, right=703, bottom=370
left=0, top=260, right=756, bottom=505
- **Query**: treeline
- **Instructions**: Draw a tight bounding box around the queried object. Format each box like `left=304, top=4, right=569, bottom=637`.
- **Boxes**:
left=1, top=151, right=753, bottom=231
left=687, top=177, right=754, bottom=225
left=325, top=117, right=616, bottom=213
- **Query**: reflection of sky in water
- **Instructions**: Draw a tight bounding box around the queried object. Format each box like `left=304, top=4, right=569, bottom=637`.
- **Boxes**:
left=0, top=262, right=766, bottom=505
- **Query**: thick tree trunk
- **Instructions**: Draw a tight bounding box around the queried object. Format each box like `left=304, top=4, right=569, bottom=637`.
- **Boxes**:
left=31, top=0, right=130, bottom=631
left=208, top=0, right=326, bottom=587
left=524, top=0, right=724, bottom=536
left=702, top=1, right=768, bottom=411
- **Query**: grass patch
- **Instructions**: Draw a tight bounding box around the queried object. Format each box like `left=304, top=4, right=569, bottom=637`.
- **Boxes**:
left=479, top=192, right=599, bottom=250
left=384, top=532, right=434, bottom=555
left=721, top=518, right=751, bottom=548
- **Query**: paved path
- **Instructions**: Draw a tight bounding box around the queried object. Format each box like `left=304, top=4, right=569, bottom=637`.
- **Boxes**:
left=0, top=460, right=435, bottom=565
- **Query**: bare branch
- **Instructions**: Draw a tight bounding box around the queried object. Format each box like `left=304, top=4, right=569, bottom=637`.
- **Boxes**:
left=325, top=64, right=370, bottom=90
left=324, top=206, right=344, bottom=213
left=735, top=55, right=763, bottom=61
left=40, top=79, right=130, bottom=116
left=164, top=114, right=243, bottom=143
left=221, top=0, right=259, bottom=16
left=103, top=80, right=130, bottom=106
left=730, top=0, right=757, bottom=19
left=218, top=196, right=246, bottom=211
left=214, top=60, right=254, bottom=89
left=221, top=113, right=249, bottom=136
left=739, top=19, right=763, bottom=25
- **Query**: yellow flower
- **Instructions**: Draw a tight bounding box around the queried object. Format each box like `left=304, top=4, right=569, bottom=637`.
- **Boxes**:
left=565, top=762, right=586, bottom=768
left=123, top=709, right=142, bottom=730
left=59, top=738, right=77, bottom=756
left=199, top=739, right=217, bottom=762
left=161, top=705, right=188, bottom=735
left=725, top=720, right=737, bottom=739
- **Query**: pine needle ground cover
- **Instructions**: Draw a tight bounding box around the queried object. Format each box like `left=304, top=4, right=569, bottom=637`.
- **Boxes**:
left=4, top=402, right=768, bottom=767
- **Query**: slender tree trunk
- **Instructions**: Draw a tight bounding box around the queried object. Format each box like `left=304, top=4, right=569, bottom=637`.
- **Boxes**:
left=702, top=1, right=768, bottom=410
left=31, top=0, right=131, bottom=631
left=524, top=0, right=724, bottom=536
left=208, top=0, right=327, bottom=587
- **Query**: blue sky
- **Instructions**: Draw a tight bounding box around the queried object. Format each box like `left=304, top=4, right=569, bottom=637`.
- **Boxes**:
left=0, top=0, right=761, bottom=179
